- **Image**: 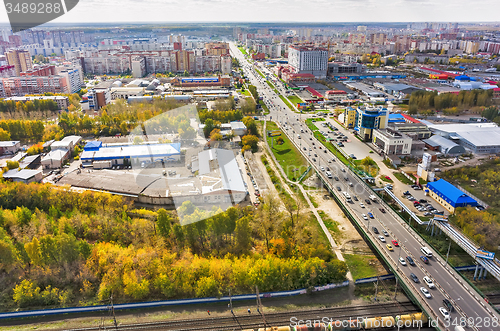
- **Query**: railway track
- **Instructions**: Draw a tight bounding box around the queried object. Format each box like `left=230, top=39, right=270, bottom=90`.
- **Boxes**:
left=69, top=302, right=419, bottom=331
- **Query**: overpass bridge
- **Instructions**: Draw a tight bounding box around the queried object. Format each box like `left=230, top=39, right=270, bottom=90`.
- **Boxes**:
left=383, top=187, right=500, bottom=283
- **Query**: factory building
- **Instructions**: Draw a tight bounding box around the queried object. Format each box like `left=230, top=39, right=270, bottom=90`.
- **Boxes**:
left=81, top=142, right=181, bottom=167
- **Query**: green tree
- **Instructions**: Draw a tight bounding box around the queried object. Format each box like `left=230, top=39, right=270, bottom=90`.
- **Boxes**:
left=235, top=217, right=252, bottom=253
left=6, top=160, right=19, bottom=170
left=13, top=280, right=41, bottom=307
left=156, top=208, right=172, bottom=238
left=0, top=128, right=11, bottom=141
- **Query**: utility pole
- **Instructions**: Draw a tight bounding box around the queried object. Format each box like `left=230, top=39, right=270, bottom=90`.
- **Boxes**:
left=229, top=289, right=243, bottom=331
left=374, top=276, right=379, bottom=301
left=393, top=277, right=398, bottom=301
left=445, top=239, right=451, bottom=266
left=110, top=294, right=118, bottom=329
left=255, top=286, right=268, bottom=329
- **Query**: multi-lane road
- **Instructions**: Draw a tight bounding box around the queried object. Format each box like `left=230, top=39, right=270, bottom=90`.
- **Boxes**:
left=230, top=43, right=500, bottom=331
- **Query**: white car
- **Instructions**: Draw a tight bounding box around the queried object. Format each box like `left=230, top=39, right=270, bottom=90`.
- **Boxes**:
left=320, top=166, right=325, bottom=171
left=420, top=287, right=432, bottom=299
left=360, top=203, right=365, bottom=208
left=378, top=235, right=386, bottom=243
left=439, top=307, right=450, bottom=320
left=362, top=214, right=368, bottom=220
left=423, top=276, right=435, bottom=289
left=398, top=257, right=407, bottom=266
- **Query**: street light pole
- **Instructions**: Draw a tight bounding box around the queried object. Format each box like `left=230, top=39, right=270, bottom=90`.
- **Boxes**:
left=445, top=239, right=451, bottom=266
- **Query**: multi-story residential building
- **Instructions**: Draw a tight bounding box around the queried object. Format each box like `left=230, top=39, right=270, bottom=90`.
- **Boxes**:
left=6, top=50, right=33, bottom=76
left=58, top=67, right=83, bottom=93
left=20, top=64, right=56, bottom=76
left=131, top=56, right=146, bottom=78
left=83, top=56, right=131, bottom=75
left=205, top=42, right=229, bottom=56
left=288, top=44, right=328, bottom=78
left=220, top=55, right=232, bottom=75
left=370, top=33, right=387, bottom=45
left=0, top=65, right=16, bottom=78
left=144, top=56, right=172, bottom=74
left=0, top=75, right=69, bottom=97
left=3, top=96, right=69, bottom=109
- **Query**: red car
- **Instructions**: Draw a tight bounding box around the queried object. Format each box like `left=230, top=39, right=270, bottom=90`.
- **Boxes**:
left=391, top=240, right=399, bottom=247
left=385, top=176, right=391, bottom=180
left=413, top=201, right=420, bottom=205
left=379, top=208, right=386, bottom=213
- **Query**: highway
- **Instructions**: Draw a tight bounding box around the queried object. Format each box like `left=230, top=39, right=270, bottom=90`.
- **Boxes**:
left=230, top=42, right=500, bottom=331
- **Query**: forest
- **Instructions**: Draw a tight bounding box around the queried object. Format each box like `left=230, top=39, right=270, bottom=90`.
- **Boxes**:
left=0, top=181, right=347, bottom=310
left=408, top=89, right=493, bottom=114
left=444, top=158, right=500, bottom=251
left=0, top=98, right=259, bottom=143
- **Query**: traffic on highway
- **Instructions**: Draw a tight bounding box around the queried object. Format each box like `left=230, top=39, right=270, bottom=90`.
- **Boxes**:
left=230, top=42, right=500, bottom=331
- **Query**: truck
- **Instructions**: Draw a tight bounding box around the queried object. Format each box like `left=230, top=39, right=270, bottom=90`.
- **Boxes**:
left=369, top=194, right=378, bottom=202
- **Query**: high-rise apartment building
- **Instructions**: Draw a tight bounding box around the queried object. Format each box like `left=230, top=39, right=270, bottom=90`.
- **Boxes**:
left=205, top=42, right=230, bottom=56
left=288, top=44, right=328, bottom=78
left=6, top=50, right=33, bottom=76
left=370, top=33, right=387, bottom=45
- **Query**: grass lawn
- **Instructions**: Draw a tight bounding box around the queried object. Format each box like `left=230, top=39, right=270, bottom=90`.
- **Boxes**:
left=313, top=131, right=350, bottom=166
left=238, top=47, right=248, bottom=55
left=344, top=254, right=381, bottom=280
left=380, top=176, right=393, bottom=183
left=394, top=172, right=414, bottom=185
left=240, top=89, right=251, bottom=97
left=318, top=210, right=342, bottom=240
left=288, top=95, right=303, bottom=106
left=308, top=194, right=319, bottom=208
left=259, top=100, right=269, bottom=114
left=266, top=121, right=310, bottom=181
left=383, top=158, right=397, bottom=170
left=255, top=68, right=265, bottom=78
left=279, top=95, right=295, bottom=111
left=266, top=80, right=275, bottom=89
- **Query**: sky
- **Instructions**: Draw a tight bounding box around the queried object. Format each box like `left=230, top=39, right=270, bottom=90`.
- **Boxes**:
left=0, top=0, right=500, bottom=26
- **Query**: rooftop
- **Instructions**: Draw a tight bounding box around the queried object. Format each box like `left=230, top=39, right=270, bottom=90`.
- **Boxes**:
left=2, top=169, right=41, bottom=180
left=427, top=179, right=477, bottom=207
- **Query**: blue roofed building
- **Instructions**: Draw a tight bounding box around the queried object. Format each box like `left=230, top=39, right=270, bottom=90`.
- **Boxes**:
left=388, top=113, right=406, bottom=124
left=426, top=179, right=477, bottom=213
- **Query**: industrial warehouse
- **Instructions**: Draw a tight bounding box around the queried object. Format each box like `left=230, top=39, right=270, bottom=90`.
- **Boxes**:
left=80, top=141, right=182, bottom=167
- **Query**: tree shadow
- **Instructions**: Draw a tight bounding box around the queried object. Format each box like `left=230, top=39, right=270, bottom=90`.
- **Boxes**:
left=275, top=149, right=291, bottom=155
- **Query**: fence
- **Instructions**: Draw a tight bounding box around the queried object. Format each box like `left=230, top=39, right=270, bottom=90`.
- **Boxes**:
left=0, top=281, right=350, bottom=320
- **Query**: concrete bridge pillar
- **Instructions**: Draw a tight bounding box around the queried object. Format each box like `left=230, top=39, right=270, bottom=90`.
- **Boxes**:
left=431, top=224, right=435, bottom=237
left=483, top=269, right=488, bottom=280
left=478, top=266, right=484, bottom=280
left=473, top=264, right=479, bottom=281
